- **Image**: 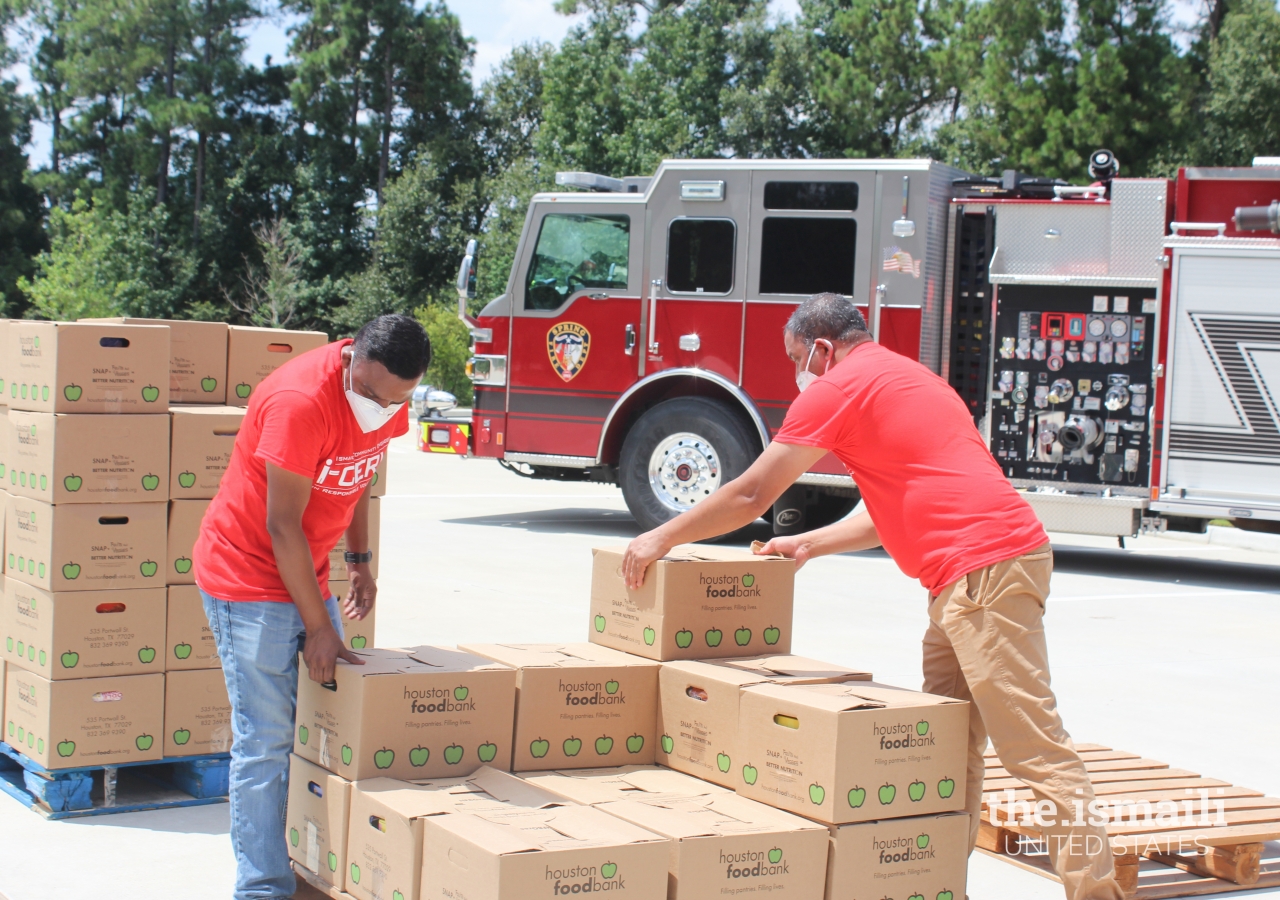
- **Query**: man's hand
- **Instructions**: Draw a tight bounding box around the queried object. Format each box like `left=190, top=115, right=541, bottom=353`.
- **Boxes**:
left=622, top=530, right=674, bottom=589
left=343, top=562, right=376, bottom=621
left=753, top=535, right=817, bottom=570
left=303, top=624, right=362, bottom=684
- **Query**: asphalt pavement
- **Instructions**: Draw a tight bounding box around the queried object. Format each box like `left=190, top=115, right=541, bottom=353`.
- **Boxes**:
left=3, top=431, right=1278, bottom=900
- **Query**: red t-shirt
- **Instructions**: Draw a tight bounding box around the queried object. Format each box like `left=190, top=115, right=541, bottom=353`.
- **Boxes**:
left=773, top=341, right=1047, bottom=593
left=194, top=339, right=409, bottom=602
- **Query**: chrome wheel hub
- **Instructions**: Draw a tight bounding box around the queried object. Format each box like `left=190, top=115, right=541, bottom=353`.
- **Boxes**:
left=648, top=432, right=721, bottom=513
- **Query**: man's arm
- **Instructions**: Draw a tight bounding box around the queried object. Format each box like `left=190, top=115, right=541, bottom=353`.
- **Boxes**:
left=265, top=462, right=362, bottom=683
left=621, top=441, right=827, bottom=588
left=341, top=485, right=376, bottom=621
left=754, top=511, right=881, bottom=568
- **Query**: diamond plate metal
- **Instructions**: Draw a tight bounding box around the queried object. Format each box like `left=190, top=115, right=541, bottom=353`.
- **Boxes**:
left=1020, top=491, right=1146, bottom=536
left=1109, top=179, right=1169, bottom=278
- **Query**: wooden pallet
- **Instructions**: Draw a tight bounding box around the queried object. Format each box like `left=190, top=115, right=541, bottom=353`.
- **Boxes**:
left=0, top=739, right=230, bottom=819
left=980, top=743, right=1280, bottom=898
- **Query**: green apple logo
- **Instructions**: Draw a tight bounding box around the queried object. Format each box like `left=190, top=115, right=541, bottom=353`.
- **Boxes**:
left=768, top=848, right=782, bottom=864
left=63, top=384, right=83, bottom=401
left=57, top=650, right=79, bottom=669
left=660, top=734, right=673, bottom=754
left=716, top=752, right=730, bottom=773
left=593, top=614, right=606, bottom=633
left=937, top=891, right=954, bottom=900
left=741, top=574, right=755, bottom=587
left=734, top=627, right=751, bottom=646
left=140, top=561, right=159, bottom=577
left=27, top=645, right=35, bottom=661
left=38, top=563, right=45, bottom=578
left=530, top=738, right=550, bottom=758
left=350, top=864, right=360, bottom=885
left=393, top=892, right=405, bottom=900
left=605, top=680, right=619, bottom=695
left=327, top=851, right=337, bottom=872
left=626, top=734, right=644, bottom=753
left=808, top=783, right=825, bottom=805
left=909, top=780, right=926, bottom=801
left=17, top=641, right=24, bottom=656
left=937, top=777, right=956, bottom=799
left=478, top=742, right=498, bottom=763
left=298, top=725, right=309, bottom=745
left=454, top=686, right=469, bottom=701
left=763, top=626, right=780, bottom=645
left=349, top=635, right=367, bottom=649
left=39, top=475, right=47, bottom=491
left=848, top=786, right=866, bottom=808
left=879, top=783, right=896, bottom=805
left=705, top=629, right=723, bottom=648
left=675, top=630, right=693, bottom=649
left=38, top=650, right=46, bottom=666
left=601, top=863, right=617, bottom=880
left=595, top=735, right=613, bottom=755
left=563, top=736, right=582, bottom=757
left=444, top=744, right=464, bottom=765
left=4, top=637, right=10, bottom=652
left=141, top=385, right=160, bottom=403
left=743, top=764, right=758, bottom=785
left=57, top=739, right=75, bottom=757
left=178, top=471, right=197, bottom=489
left=642, top=626, right=655, bottom=646
left=37, top=738, right=44, bottom=753
left=201, top=377, right=218, bottom=393
left=173, top=728, right=191, bottom=746
left=410, top=746, right=429, bottom=766
left=136, top=734, right=154, bottom=751
left=141, top=474, right=160, bottom=491
left=63, top=563, right=81, bottom=580
left=289, top=827, right=300, bottom=847
left=374, top=748, right=395, bottom=769
left=236, top=383, right=252, bottom=399
left=909, top=894, right=925, bottom=900
left=174, top=643, right=192, bottom=660
left=341, top=744, right=353, bottom=766
left=174, top=558, right=193, bottom=575
left=138, top=647, right=157, bottom=664
left=917, top=833, right=930, bottom=850
left=916, top=720, right=929, bottom=736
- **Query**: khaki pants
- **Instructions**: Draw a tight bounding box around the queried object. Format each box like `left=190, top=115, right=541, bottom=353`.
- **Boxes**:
left=923, top=544, right=1126, bottom=900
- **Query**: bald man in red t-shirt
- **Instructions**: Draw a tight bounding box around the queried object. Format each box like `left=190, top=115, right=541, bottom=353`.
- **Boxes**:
left=623, top=293, right=1125, bottom=900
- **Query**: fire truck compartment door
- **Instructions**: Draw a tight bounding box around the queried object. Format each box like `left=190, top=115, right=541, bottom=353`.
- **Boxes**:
left=1163, top=247, right=1280, bottom=516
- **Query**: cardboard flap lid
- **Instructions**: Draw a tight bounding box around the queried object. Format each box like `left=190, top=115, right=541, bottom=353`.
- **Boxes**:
left=450, top=805, right=663, bottom=853
left=461, top=643, right=655, bottom=669
left=432, top=811, right=545, bottom=854
left=662, top=659, right=766, bottom=688
left=465, top=767, right=566, bottom=808
left=674, top=656, right=871, bottom=686
left=746, top=680, right=964, bottom=711
left=661, top=544, right=790, bottom=565
left=403, top=645, right=515, bottom=674
left=532, top=805, right=664, bottom=847
left=354, top=777, right=466, bottom=818
left=525, top=766, right=727, bottom=804
left=170, top=405, right=247, bottom=420
left=334, top=648, right=415, bottom=676
left=615, top=767, right=730, bottom=796
left=600, top=794, right=818, bottom=838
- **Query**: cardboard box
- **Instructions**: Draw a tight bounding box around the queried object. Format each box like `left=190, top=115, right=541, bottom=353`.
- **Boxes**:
left=459, top=643, right=660, bottom=772
left=658, top=656, right=873, bottom=789
left=0, top=319, right=10, bottom=399
left=4, top=498, right=168, bottom=592
left=166, top=499, right=210, bottom=585
left=1, top=581, right=166, bottom=680
left=596, top=792, right=830, bottom=900
left=520, top=765, right=731, bottom=806
left=736, top=681, right=969, bottom=825
left=590, top=545, right=795, bottom=661
left=328, top=580, right=375, bottom=651
left=163, top=667, right=231, bottom=756
left=0, top=408, right=8, bottom=489
left=294, top=646, right=517, bottom=781
left=166, top=585, right=220, bottom=670
left=370, top=453, right=387, bottom=497
left=288, top=754, right=354, bottom=890
left=225, top=326, right=328, bottom=407
left=421, top=805, right=670, bottom=900
left=826, top=812, right=970, bottom=900
left=6, top=412, right=171, bottom=503
left=83, top=318, right=230, bottom=404
left=169, top=406, right=246, bottom=499
left=329, top=497, right=380, bottom=580
left=346, top=767, right=569, bottom=900
left=3, top=667, right=164, bottom=768
left=6, top=321, right=170, bottom=413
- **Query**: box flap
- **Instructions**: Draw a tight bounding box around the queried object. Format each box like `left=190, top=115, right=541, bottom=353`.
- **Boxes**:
left=170, top=405, right=247, bottom=419
left=745, top=680, right=963, bottom=711
left=403, top=645, right=515, bottom=674
left=522, top=766, right=727, bottom=805
left=600, top=793, right=821, bottom=839
left=449, top=805, right=663, bottom=853
left=431, top=811, right=545, bottom=854
left=466, top=766, right=567, bottom=808
left=724, top=655, right=872, bottom=681
left=459, top=643, right=655, bottom=669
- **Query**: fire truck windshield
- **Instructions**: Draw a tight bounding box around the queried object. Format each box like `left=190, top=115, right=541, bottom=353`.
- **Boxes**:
left=525, top=213, right=631, bottom=309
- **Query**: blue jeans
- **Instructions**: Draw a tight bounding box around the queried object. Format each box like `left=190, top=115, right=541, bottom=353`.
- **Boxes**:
left=202, top=592, right=344, bottom=900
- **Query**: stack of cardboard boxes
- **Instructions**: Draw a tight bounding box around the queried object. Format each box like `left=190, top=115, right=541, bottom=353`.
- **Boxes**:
left=285, top=544, right=973, bottom=900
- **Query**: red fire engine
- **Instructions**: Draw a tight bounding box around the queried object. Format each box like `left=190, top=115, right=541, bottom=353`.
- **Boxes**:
left=428, top=157, right=1280, bottom=538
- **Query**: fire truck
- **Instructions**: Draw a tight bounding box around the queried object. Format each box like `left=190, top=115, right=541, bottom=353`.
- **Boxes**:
left=429, top=156, right=1280, bottom=538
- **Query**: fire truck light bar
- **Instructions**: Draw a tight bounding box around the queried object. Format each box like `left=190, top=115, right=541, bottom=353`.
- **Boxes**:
left=555, top=171, right=627, bottom=192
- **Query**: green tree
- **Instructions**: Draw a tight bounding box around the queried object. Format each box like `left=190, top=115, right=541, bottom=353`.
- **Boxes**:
left=1193, top=0, right=1280, bottom=165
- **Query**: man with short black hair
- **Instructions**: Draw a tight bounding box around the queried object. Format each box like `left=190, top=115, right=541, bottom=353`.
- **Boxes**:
left=194, top=313, right=430, bottom=900
left=623, top=293, right=1124, bottom=900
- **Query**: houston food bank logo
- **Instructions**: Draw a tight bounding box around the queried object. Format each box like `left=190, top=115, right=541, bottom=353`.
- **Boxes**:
left=548, top=322, right=591, bottom=382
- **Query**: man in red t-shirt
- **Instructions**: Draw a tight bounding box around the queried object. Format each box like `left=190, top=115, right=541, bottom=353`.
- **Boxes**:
left=194, top=314, right=429, bottom=900
left=622, top=294, right=1124, bottom=900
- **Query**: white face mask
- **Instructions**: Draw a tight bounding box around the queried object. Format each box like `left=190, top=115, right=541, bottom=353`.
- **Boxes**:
left=345, top=365, right=405, bottom=433
left=795, top=340, right=832, bottom=393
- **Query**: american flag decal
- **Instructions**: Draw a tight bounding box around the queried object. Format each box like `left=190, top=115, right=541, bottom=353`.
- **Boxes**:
left=883, top=246, right=922, bottom=278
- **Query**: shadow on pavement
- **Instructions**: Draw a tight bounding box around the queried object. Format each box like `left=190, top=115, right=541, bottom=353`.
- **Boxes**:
left=442, top=508, right=778, bottom=544
left=1051, top=545, right=1280, bottom=593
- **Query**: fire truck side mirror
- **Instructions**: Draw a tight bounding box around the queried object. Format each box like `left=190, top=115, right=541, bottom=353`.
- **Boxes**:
left=456, top=239, right=478, bottom=302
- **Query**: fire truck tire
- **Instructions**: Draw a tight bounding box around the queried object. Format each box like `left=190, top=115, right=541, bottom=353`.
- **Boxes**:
left=619, top=397, right=761, bottom=533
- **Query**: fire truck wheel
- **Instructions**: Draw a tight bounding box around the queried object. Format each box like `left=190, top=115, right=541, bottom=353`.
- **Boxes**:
left=619, top=397, right=761, bottom=532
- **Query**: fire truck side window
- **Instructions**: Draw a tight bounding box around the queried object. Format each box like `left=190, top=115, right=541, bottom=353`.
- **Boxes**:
left=759, top=217, right=856, bottom=295
left=764, top=181, right=858, bottom=211
left=525, top=213, right=631, bottom=310
left=667, top=218, right=736, bottom=294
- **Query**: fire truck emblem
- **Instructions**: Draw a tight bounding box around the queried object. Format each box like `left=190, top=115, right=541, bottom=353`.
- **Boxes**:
left=883, top=246, right=922, bottom=278
left=547, top=322, right=591, bottom=382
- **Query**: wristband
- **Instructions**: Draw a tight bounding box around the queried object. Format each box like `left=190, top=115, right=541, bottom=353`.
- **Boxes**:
left=344, top=550, right=373, bottom=564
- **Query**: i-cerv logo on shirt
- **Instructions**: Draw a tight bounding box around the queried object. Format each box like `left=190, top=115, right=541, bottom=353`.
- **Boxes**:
left=315, top=453, right=382, bottom=490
